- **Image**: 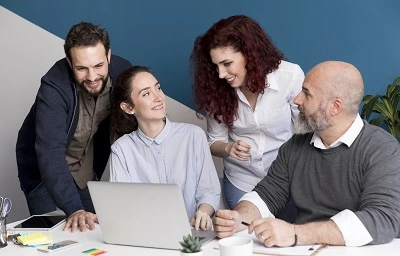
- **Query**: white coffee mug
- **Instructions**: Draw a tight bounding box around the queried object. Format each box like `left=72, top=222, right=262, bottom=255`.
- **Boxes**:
left=218, top=237, right=253, bottom=256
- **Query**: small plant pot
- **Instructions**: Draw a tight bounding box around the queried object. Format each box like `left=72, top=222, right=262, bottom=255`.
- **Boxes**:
left=180, top=251, right=203, bottom=256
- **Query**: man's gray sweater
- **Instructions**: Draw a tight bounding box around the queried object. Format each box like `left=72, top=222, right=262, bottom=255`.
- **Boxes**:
left=254, top=121, right=400, bottom=244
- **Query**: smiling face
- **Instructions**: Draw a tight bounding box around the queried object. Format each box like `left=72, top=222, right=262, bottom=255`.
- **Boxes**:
left=68, top=43, right=111, bottom=97
left=120, top=71, right=166, bottom=125
left=210, top=46, right=247, bottom=88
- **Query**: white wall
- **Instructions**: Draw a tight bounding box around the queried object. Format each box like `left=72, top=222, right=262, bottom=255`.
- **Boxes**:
left=0, top=6, right=223, bottom=222
left=0, top=6, right=65, bottom=222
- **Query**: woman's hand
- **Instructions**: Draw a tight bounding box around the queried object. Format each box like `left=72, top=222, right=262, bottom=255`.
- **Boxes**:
left=191, top=210, right=213, bottom=230
left=225, top=140, right=251, bottom=161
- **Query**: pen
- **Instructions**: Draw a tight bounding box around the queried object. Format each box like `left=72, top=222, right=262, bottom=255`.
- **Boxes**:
left=233, top=218, right=250, bottom=226
left=309, top=244, right=328, bottom=252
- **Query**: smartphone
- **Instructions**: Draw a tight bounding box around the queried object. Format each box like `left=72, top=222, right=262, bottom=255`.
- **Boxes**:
left=37, top=240, right=81, bottom=253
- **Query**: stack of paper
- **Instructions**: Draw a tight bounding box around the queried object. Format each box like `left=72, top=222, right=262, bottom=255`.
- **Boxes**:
left=17, top=232, right=53, bottom=246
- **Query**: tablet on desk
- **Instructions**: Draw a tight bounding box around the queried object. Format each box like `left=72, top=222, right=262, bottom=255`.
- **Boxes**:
left=12, top=215, right=66, bottom=231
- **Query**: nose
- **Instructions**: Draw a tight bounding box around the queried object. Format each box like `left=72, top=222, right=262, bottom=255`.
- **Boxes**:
left=293, top=91, right=302, bottom=106
left=86, top=68, right=97, bottom=81
left=154, top=91, right=164, bottom=102
left=218, top=67, right=227, bottom=79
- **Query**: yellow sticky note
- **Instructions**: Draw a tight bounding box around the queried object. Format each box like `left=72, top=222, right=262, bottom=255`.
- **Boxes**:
left=17, top=232, right=52, bottom=245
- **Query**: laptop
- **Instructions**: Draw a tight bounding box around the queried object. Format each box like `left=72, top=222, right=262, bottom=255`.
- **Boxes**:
left=88, top=181, right=216, bottom=250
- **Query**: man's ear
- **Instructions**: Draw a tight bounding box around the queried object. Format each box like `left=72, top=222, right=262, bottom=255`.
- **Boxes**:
left=120, top=102, right=134, bottom=115
left=330, top=97, right=343, bottom=116
left=107, top=49, right=112, bottom=64
left=66, top=56, right=72, bottom=69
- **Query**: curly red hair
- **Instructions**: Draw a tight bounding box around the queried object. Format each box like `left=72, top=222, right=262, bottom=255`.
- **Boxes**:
left=190, top=15, right=284, bottom=128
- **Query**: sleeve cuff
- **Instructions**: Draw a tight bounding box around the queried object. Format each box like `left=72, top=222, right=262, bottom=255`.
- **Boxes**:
left=331, top=209, right=373, bottom=246
left=238, top=191, right=275, bottom=218
left=198, top=195, right=220, bottom=213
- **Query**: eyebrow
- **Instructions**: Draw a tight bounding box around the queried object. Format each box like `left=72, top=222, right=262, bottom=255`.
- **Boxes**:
left=137, top=82, right=160, bottom=95
left=75, top=61, right=105, bottom=69
left=218, top=59, right=231, bottom=65
left=302, top=86, right=311, bottom=94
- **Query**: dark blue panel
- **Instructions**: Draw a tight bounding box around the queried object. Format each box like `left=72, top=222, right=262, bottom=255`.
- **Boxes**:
left=1, top=0, right=400, bottom=110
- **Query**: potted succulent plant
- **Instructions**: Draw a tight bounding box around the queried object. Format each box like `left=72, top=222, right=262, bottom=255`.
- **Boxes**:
left=361, top=77, right=400, bottom=139
left=179, top=234, right=203, bottom=256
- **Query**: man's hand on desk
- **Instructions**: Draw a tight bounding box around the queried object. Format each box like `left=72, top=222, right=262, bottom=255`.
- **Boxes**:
left=214, top=209, right=296, bottom=247
left=213, top=209, right=243, bottom=238
left=63, top=210, right=98, bottom=232
left=249, top=218, right=295, bottom=247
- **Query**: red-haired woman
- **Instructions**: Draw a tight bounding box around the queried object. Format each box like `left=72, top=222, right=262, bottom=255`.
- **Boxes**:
left=190, top=15, right=304, bottom=212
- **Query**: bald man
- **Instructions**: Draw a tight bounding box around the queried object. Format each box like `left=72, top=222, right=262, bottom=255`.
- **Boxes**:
left=213, top=61, right=400, bottom=247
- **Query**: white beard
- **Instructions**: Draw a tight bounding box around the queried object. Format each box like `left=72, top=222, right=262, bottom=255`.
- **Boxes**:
left=294, top=105, right=331, bottom=134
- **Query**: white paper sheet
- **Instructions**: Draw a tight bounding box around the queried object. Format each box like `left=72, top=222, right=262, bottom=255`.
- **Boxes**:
left=215, top=230, right=326, bottom=256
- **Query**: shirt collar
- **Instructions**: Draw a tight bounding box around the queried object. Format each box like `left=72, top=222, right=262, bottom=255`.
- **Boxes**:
left=137, top=117, right=171, bottom=146
left=265, top=71, right=279, bottom=91
left=236, top=69, right=279, bottom=92
left=235, top=71, right=279, bottom=102
left=100, top=76, right=112, bottom=96
left=311, top=114, right=364, bottom=149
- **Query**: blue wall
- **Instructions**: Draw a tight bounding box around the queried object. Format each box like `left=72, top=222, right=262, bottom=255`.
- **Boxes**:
left=1, top=0, right=399, bottom=109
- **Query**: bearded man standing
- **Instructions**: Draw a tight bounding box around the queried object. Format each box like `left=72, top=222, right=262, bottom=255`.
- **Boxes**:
left=213, top=61, right=400, bottom=247
left=16, top=22, right=131, bottom=232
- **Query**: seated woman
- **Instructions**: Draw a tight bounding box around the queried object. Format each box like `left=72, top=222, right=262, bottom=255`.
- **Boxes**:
left=109, top=66, right=221, bottom=231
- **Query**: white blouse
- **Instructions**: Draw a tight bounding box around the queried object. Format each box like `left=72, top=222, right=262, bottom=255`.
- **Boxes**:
left=207, top=60, right=304, bottom=191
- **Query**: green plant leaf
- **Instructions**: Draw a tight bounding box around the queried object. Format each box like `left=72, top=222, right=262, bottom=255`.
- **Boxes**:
left=387, top=83, right=395, bottom=97
left=387, top=78, right=400, bottom=103
left=180, top=234, right=201, bottom=253
left=373, top=100, right=391, bottom=118
left=389, top=123, right=400, bottom=138
left=381, top=96, right=394, bottom=119
left=361, top=95, right=380, bottom=119
left=370, top=116, right=389, bottom=126
left=362, top=77, right=400, bottom=139
left=362, top=95, right=375, bottom=104
left=392, top=77, right=400, bottom=86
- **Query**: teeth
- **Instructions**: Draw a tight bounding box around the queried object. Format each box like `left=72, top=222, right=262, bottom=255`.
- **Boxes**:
left=227, top=77, right=235, bottom=82
left=86, top=81, right=99, bottom=86
left=153, top=105, right=163, bottom=110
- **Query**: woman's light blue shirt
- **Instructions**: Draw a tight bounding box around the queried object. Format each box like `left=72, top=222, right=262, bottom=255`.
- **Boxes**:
left=110, top=118, right=221, bottom=220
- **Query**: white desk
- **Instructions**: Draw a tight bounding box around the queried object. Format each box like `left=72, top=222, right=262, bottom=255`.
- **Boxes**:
left=2, top=220, right=400, bottom=256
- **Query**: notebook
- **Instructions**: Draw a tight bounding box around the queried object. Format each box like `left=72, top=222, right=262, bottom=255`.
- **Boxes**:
left=88, top=181, right=216, bottom=250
